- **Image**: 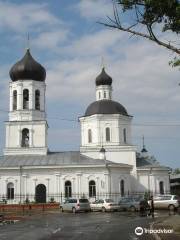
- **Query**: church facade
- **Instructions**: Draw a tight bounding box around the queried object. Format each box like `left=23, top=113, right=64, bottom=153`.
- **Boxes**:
left=0, top=49, right=170, bottom=204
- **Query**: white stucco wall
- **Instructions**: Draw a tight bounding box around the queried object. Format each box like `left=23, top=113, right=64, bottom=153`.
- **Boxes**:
left=80, top=114, right=132, bottom=147
left=0, top=164, right=133, bottom=204
left=137, top=169, right=170, bottom=194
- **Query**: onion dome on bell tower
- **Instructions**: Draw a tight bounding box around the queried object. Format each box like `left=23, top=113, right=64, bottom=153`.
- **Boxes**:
left=4, top=47, right=48, bottom=156
left=9, top=49, right=46, bottom=82
left=95, top=67, right=112, bottom=86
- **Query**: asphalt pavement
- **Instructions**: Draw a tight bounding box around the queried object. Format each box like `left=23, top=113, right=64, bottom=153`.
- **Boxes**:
left=0, top=210, right=177, bottom=240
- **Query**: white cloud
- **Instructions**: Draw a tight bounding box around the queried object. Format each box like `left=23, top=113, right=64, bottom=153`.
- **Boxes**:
left=64, top=29, right=126, bottom=57
left=76, top=0, right=113, bottom=20
left=44, top=28, right=179, bottom=120
left=0, top=2, right=60, bottom=33
left=32, top=29, right=69, bottom=51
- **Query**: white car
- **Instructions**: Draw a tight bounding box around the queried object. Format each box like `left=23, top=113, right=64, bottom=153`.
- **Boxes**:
left=149, top=195, right=179, bottom=210
left=90, top=199, right=119, bottom=212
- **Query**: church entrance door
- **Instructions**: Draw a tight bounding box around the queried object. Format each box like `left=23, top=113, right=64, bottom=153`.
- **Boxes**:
left=35, top=184, right=46, bottom=203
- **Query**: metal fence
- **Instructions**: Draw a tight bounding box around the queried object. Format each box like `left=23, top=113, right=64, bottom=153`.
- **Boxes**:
left=0, top=191, right=171, bottom=204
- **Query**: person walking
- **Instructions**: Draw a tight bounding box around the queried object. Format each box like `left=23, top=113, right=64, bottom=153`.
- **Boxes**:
left=149, top=196, right=154, bottom=218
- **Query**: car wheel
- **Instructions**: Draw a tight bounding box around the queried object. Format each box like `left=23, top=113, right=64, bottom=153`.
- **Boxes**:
left=102, top=207, right=106, bottom=213
left=129, top=206, right=136, bottom=212
left=60, top=207, right=64, bottom=212
left=72, top=207, right=76, bottom=214
left=168, top=204, right=175, bottom=211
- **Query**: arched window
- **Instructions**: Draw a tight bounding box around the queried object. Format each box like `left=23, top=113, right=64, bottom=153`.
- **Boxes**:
left=65, top=181, right=72, bottom=198
left=35, top=90, right=40, bottom=110
left=13, top=90, right=17, bottom=110
left=23, top=89, right=29, bottom=110
left=21, top=128, right=29, bottom=147
left=159, top=181, right=164, bottom=194
left=99, top=92, right=101, bottom=99
left=104, top=91, right=106, bottom=98
left=120, top=179, right=125, bottom=197
left=88, top=129, right=92, bottom=143
left=89, top=180, right=96, bottom=197
left=7, top=182, right=14, bottom=200
left=123, top=128, right=127, bottom=143
left=106, top=127, right=110, bottom=142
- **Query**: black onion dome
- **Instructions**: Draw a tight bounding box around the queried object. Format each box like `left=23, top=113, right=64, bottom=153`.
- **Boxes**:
left=100, top=147, right=106, bottom=153
left=9, top=49, right=46, bottom=82
left=141, top=146, right=148, bottom=153
left=85, top=100, right=128, bottom=116
left=96, top=68, right=112, bottom=86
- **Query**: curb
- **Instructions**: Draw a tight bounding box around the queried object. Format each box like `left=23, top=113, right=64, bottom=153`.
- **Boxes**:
left=150, top=215, right=180, bottom=240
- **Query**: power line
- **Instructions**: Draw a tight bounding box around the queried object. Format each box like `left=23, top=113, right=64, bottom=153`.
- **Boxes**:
left=0, top=109, right=180, bottom=127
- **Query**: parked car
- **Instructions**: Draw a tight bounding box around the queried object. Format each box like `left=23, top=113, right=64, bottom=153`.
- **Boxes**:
left=90, top=199, right=119, bottom=212
left=118, top=197, right=143, bottom=212
left=150, top=195, right=179, bottom=210
left=60, top=198, right=91, bottom=213
left=0, top=199, right=7, bottom=204
left=0, top=214, right=4, bottom=222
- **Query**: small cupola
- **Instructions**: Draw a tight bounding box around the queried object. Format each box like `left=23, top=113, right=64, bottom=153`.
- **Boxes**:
left=141, top=136, right=148, bottom=158
left=99, top=146, right=106, bottom=160
left=96, top=67, right=112, bottom=86
left=9, top=49, right=46, bottom=82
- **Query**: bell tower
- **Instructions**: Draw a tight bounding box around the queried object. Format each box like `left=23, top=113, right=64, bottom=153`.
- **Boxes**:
left=4, top=49, right=48, bottom=155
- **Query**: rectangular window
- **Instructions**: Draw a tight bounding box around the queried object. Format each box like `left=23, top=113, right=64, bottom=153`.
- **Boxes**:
left=106, top=127, right=110, bottom=142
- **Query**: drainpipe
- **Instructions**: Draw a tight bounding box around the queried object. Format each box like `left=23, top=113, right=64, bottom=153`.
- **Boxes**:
left=19, top=165, right=22, bottom=204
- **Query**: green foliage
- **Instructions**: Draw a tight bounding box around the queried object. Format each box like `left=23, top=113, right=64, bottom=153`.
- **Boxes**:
left=144, top=191, right=150, bottom=200
left=113, top=1, right=180, bottom=66
left=117, top=0, right=180, bottom=33
left=173, top=168, right=180, bottom=174
left=169, top=57, right=180, bottom=68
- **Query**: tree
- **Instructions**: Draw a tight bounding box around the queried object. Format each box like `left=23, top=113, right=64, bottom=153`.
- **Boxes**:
left=100, top=0, right=180, bottom=66
left=173, top=168, right=180, bottom=174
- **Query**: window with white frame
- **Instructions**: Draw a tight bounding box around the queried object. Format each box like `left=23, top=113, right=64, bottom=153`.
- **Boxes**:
left=7, top=182, right=14, bottom=200
left=89, top=180, right=96, bottom=197
left=13, top=90, right=17, bottom=110
left=88, top=129, right=92, bottom=143
left=106, top=127, right=110, bottom=142
left=65, top=181, right=72, bottom=198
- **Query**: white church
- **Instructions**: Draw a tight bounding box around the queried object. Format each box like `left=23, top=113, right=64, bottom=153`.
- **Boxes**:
left=0, top=49, right=170, bottom=203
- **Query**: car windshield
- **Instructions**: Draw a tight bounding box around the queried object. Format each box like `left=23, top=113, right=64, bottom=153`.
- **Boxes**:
left=120, top=198, right=133, bottom=202
left=69, top=199, right=77, bottom=203
left=105, top=199, right=114, bottom=203
left=79, top=199, right=89, bottom=203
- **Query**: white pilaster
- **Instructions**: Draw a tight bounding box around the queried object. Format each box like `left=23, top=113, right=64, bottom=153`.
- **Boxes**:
left=22, top=174, right=27, bottom=200
left=17, top=83, right=23, bottom=110
left=104, top=173, right=109, bottom=193
left=77, top=173, right=82, bottom=196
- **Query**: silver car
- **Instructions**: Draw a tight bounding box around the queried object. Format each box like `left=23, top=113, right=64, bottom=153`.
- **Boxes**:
left=151, top=195, right=179, bottom=210
left=90, top=199, right=119, bottom=212
left=60, top=198, right=91, bottom=213
left=119, top=197, right=142, bottom=211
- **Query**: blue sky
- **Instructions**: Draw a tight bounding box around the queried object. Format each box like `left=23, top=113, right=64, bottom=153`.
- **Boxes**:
left=0, top=0, right=179, bottom=169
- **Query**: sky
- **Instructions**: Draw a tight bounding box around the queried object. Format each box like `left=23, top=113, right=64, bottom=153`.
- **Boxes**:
left=0, top=0, right=179, bottom=169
